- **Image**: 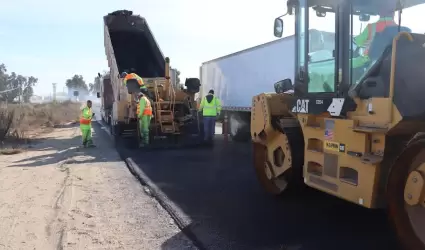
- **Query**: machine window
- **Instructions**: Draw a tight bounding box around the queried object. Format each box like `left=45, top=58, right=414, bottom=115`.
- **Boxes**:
left=349, top=8, right=392, bottom=87
left=397, top=3, right=425, bottom=34
left=348, top=2, right=425, bottom=88
left=307, top=6, right=336, bottom=93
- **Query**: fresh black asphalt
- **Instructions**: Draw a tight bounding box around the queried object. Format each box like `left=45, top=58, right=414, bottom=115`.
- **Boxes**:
left=93, top=121, right=401, bottom=250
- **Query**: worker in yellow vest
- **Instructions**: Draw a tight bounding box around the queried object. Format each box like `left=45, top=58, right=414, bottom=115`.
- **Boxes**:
left=137, top=90, right=153, bottom=147
left=121, top=72, right=147, bottom=90
left=199, top=89, right=222, bottom=144
left=79, top=100, right=95, bottom=147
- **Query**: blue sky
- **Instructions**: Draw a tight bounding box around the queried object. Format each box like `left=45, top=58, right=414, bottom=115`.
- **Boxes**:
left=0, top=0, right=288, bottom=95
left=1, top=1, right=423, bottom=96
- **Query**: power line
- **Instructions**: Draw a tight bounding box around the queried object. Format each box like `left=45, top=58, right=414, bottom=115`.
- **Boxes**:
left=0, top=87, right=20, bottom=94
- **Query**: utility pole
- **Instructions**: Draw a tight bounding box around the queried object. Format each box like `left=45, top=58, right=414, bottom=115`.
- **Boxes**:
left=18, top=87, right=21, bottom=104
left=52, top=83, right=57, bottom=102
left=19, top=85, right=23, bottom=106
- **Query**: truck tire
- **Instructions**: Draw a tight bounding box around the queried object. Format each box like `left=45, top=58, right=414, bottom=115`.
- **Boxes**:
left=387, top=135, right=425, bottom=250
left=229, top=112, right=251, bottom=142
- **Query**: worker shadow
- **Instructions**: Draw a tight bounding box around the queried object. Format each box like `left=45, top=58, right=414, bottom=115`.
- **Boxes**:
left=119, top=134, right=400, bottom=250
left=53, top=122, right=79, bottom=129
left=7, top=122, right=119, bottom=168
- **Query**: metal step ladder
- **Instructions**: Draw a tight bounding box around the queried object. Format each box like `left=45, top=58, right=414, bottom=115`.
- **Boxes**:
left=154, top=81, right=177, bottom=133
left=157, top=109, right=176, bottom=133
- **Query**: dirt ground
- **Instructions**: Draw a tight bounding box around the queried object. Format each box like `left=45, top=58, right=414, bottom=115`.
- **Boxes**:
left=0, top=124, right=197, bottom=250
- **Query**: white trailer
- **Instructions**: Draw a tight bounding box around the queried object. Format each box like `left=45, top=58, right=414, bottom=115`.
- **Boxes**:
left=199, top=36, right=295, bottom=142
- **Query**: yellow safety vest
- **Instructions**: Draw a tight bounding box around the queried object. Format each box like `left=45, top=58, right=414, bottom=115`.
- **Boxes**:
left=201, top=95, right=221, bottom=117
left=80, top=107, right=92, bottom=126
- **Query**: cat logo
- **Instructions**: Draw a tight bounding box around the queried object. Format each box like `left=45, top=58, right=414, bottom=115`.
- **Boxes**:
left=324, top=141, right=345, bottom=153
left=293, top=99, right=309, bottom=113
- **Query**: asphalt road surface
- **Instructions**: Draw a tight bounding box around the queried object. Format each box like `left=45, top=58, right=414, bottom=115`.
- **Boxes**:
left=93, top=120, right=400, bottom=250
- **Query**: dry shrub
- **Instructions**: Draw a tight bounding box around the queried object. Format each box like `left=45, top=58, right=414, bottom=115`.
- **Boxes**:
left=30, top=101, right=80, bottom=127
left=0, top=103, right=15, bottom=141
left=0, top=101, right=81, bottom=142
left=0, top=148, right=22, bottom=155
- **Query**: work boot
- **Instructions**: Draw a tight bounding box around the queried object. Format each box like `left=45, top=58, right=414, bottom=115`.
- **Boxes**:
left=202, top=138, right=212, bottom=147
left=86, top=139, right=95, bottom=147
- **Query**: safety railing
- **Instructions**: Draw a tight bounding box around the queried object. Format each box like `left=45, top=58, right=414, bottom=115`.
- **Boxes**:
left=388, top=32, right=413, bottom=124
left=168, top=78, right=176, bottom=119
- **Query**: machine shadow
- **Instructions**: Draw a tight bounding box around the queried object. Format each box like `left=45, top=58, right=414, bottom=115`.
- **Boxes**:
left=100, top=121, right=400, bottom=250
left=160, top=225, right=204, bottom=250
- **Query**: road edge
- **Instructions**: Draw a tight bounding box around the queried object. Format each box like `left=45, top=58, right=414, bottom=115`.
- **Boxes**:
left=124, top=158, right=205, bottom=250
left=95, top=119, right=206, bottom=250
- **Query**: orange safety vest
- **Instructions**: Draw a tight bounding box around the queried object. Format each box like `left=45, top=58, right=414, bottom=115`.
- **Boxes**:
left=125, top=73, right=144, bottom=86
left=79, top=108, right=92, bottom=125
left=137, top=96, right=153, bottom=116
left=364, top=18, right=396, bottom=55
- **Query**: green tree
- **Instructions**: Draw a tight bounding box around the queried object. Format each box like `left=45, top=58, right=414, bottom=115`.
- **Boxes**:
left=0, top=64, right=6, bottom=80
left=0, top=63, right=38, bottom=103
left=0, top=64, right=7, bottom=94
left=65, top=75, right=88, bottom=91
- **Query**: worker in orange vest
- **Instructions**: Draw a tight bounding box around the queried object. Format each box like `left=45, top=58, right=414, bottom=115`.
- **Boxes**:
left=121, top=72, right=147, bottom=90
left=354, top=10, right=396, bottom=56
left=137, top=90, right=153, bottom=147
left=79, top=100, right=95, bottom=147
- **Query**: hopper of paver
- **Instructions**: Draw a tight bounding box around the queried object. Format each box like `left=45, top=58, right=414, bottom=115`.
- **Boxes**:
left=104, top=10, right=165, bottom=80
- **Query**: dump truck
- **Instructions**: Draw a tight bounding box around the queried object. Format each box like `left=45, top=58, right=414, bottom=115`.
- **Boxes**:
left=100, top=10, right=203, bottom=147
left=251, top=0, right=425, bottom=249
left=200, top=29, right=334, bottom=142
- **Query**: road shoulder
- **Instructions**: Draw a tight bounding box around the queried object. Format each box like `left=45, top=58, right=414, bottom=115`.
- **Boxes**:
left=0, top=123, right=197, bottom=250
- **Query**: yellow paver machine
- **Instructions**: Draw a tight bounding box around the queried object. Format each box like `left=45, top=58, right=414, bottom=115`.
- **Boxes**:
left=251, top=0, right=425, bottom=248
left=101, top=10, right=203, bottom=148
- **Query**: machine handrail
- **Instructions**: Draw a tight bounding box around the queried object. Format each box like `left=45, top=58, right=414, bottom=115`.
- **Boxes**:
left=154, top=80, right=161, bottom=134
left=169, top=78, right=176, bottom=120
left=388, top=32, right=413, bottom=124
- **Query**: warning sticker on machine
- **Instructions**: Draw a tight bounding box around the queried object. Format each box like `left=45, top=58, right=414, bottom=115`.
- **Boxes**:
left=324, top=141, right=345, bottom=153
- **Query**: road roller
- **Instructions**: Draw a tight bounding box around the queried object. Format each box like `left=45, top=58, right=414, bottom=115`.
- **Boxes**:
left=251, top=0, right=425, bottom=248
